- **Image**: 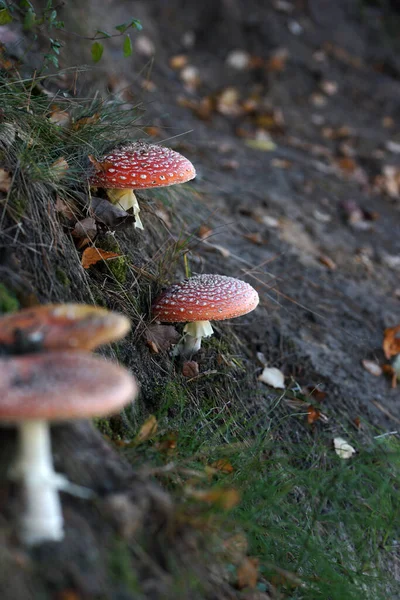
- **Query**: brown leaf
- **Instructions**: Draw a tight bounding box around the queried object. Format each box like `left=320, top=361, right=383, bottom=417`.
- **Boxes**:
left=145, top=324, right=180, bottom=352
left=187, top=487, right=240, bottom=509
left=198, top=224, right=213, bottom=239
left=237, top=557, right=259, bottom=590
left=81, top=247, right=120, bottom=269
left=318, top=254, right=337, bottom=270
left=169, top=54, right=188, bottom=70
left=307, top=405, right=321, bottom=424
left=211, top=459, right=234, bottom=474
left=0, top=168, right=12, bottom=193
left=50, top=157, right=69, bottom=181
left=55, top=196, right=77, bottom=221
left=266, top=47, right=288, bottom=72
left=90, top=197, right=136, bottom=230
left=243, top=232, right=265, bottom=246
left=337, top=157, right=357, bottom=173
left=72, top=113, right=101, bottom=131
left=72, top=218, right=97, bottom=241
left=382, top=364, right=398, bottom=388
left=383, top=324, right=400, bottom=359
left=135, top=415, right=158, bottom=444
left=362, top=359, right=382, bottom=377
left=49, top=110, right=71, bottom=127
left=182, top=360, right=199, bottom=378
left=88, top=154, right=114, bottom=174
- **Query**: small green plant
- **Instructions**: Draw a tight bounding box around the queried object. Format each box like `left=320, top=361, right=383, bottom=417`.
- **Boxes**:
left=0, top=1, right=142, bottom=70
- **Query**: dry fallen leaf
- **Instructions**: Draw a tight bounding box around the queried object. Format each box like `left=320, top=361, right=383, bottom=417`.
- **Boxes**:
left=50, top=157, right=69, bottom=181
left=245, top=137, right=276, bottom=152
left=182, top=360, right=199, bottom=378
left=72, top=218, right=97, bottom=242
left=383, top=324, right=400, bottom=359
left=72, top=113, right=101, bottom=131
left=49, top=109, right=71, bottom=127
left=258, top=366, right=285, bottom=389
left=266, top=47, right=289, bottom=72
left=318, top=254, right=337, bottom=270
left=382, top=364, right=397, bottom=389
left=90, top=197, right=136, bottom=230
left=334, top=437, right=356, bottom=459
left=243, top=232, right=265, bottom=246
left=135, top=415, right=158, bottom=444
left=0, top=168, right=12, bottom=193
left=55, top=196, right=77, bottom=221
left=169, top=54, right=188, bottom=70
left=307, top=405, right=321, bottom=424
left=237, top=557, right=259, bottom=590
left=145, top=324, right=180, bottom=353
left=211, top=459, right=234, bottom=474
left=198, top=224, right=213, bottom=239
left=361, top=359, right=382, bottom=377
left=81, top=247, right=120, bottom=269
left=186, top=487, right=240, bottom=509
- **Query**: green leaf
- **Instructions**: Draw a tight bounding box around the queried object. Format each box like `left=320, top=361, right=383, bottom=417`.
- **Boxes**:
left=123, top=34, right=132, bottom=58
left=23, top=7, right=36, bottom=29
left=0, top=8, right=13, bottom=25
left=91, top=41, right=104, bottom=63
left=20, top=0, right=34, bottom=9
left=131, top=19, right=142, bottom=31
left=115, top=18, right=142, bottom=33
left=96, top=29, right=111, bottom=38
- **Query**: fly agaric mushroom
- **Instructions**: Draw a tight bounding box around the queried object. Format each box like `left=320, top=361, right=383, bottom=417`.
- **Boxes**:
left=152, top=274, right=259, bottom=355
left=0, top=351, right=137, bottom=546
left=88, top=140, right=196, bottom=230
left=0, top=303, right=130, bottom=355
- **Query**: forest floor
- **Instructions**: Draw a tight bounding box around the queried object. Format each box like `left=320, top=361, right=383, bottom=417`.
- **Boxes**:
left=0, top=1, right=399, bottom=599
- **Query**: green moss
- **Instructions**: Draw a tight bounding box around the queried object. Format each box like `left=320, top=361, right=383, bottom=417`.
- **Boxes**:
left=0, top=283, right=19, bottom=314
left=55, top=267, right=70, bottom=287
left=97, top=234, right=128, bottom=284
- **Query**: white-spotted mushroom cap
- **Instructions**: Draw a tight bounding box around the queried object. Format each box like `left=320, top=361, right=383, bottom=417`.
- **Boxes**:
left=89, top=140, right=196, bottom=190
left=0, top=304, right=131, bottom=353
left=0, top=351, right=137, bottom=421
left=152, top=274, right=259, bottom=323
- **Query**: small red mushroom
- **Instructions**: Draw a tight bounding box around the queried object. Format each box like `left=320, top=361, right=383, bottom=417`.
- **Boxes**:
left=89, top=140, right=196, bottom=230
left=152, top=274, right=259, bottom=355
left=0, top=303, right=131, bottom=355
left=0, top=351, right=138, bottom=546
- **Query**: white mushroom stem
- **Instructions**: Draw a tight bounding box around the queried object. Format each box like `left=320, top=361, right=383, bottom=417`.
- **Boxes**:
left=107, top=188, right=144, bottom=230
left=180, top=320, right=214, bottom=356
left=11, top=420, right=64, bottom=546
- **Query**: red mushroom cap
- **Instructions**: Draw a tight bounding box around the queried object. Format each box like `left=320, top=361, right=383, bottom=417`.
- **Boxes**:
left=152, top=274, right=259, bottom=323
left=89, top=141, right=196, bottom=190
left=0, top=351, right=137, bottom=421
left=0, top=304, right=131, bottom=354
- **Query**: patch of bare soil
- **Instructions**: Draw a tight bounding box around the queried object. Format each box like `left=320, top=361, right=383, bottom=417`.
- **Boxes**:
left=60, top=0, right=400, bottom=426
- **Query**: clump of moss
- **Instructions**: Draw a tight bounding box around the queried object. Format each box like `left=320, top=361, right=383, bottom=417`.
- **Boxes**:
left=96, top=234, right=129, bottom=284
left=0, top=283, right=19, bottom=314
left=55, top=266, right=71, bottom=287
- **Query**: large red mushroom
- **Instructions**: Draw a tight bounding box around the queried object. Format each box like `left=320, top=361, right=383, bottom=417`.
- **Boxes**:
left=89, top=140, right=196, bottom=230
left=152, top=274, right=259, bottom=355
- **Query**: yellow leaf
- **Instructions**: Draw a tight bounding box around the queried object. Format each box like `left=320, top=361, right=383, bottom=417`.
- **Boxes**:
left=211, top=459, right=234, bottom=474
left=81, top=247, right=120, bottom=269
left=237, top=557, right=259, bottom=589
left=186, top=487, right=240, bottom=509
left=134, top=415, right=158, bottom=444
left=0, top=168, right=12, bottom=193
